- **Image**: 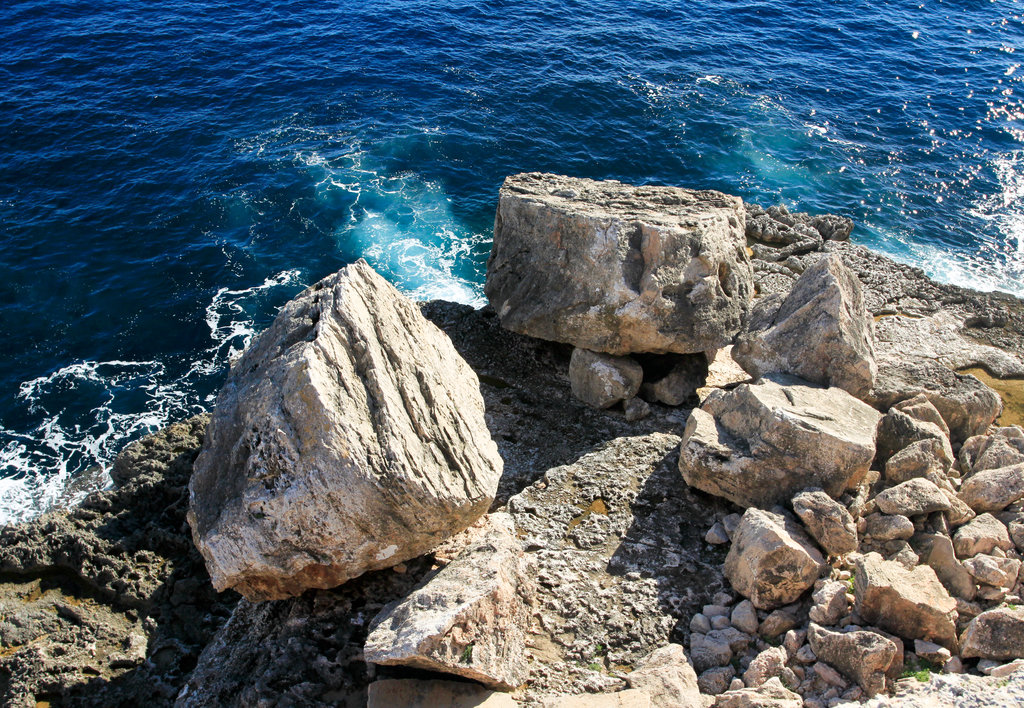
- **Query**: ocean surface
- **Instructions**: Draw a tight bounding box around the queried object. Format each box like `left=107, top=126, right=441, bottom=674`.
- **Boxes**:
left=1, top=0, right=1022, bottom=523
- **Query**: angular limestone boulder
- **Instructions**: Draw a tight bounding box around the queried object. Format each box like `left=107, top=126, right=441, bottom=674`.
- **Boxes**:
left=874, top=478, right=951, bottom=517
left=188, top=261, right=502, bottom=601
left=854, top=552, right=958, bottom=648
left=679, top=376, right=881, bottom=508
left=485, top=173, right=753, bottom=355
left=884, top=438, right=950, bottom=485
left=733, top=254, right=876, bottom=398
left=959, top=463, right=1024, bottom=513
left=569, top=348, right=643, bottom=409
left=625, top=644, right=701, bottom=708
left=724, top=508, right=826, bottom=610
left=916, top=532, right=977, bottom=601
left=875, top=406, right=955, bottom=469
left=807, top=623, right=898, bottom=697
left=364, top=513, right=533, bottom=690
left=953, top=513, right=1013, bottom=558
left=791, top=489, right=858, bottom=557
left=960, top=427, right=1024, bottom=474
left=713, top=677, right=802, bottom=708
left=959, top=607, right=1024, bottom=660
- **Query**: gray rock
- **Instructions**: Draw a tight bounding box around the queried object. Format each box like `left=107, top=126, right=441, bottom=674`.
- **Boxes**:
left=706, top=522, right=731, bottom=545
left=569, top=348, right=644, bottom=409
left=912, top=639, right=951, bottom=666
left=625, top=643, right=702, bottom=708
left=188, top=262, right=501, bottom=601
left=960, top=607, right=1024, bottom=660
left=960, top=427, right=1024, bottom=475
left=699, top=666, right=737, bottom=695
left=731, top=600, right=760, bottom=635
left=808, top=581, right=850, bottom=626
left=366, top=679, right=516, bottom=708
left=724, top=508, right=826, bottom=610
left=792, top=489, right=858, bottom=556
left=680, top=377, right=881, bottom=508
left=874, top=478, right=951, bottom=517
left=807, top=623, right=899, bottom=696
left=854, top=552, right=958, bottom=648
left=959, top=463, right=1024, bottom=513
left=733, top=253, right=876, bottom=398
left=885, top=438, right=952, bottom=485
left=624, top=396, right=652, bottom=421
left=875, top=406, right=955, bottom=469
left=953, top=513, right=1014, bottom=558
left=364, top=513, right=533, bottom=690
left=690, top=632, right=734, bottom=672
left=743, top=646, right=789, bottom=688
left=963, top=555, right=1020, bottom=589
left=759, top=609, right=802, bottom=640
left=485, top=173, right=753, bottom=355
left=714, top=676, right=802, bottom=707
left=864, top=513, right=915, bottom=542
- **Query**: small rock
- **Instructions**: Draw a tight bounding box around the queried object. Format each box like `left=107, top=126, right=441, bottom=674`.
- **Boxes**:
left=854, top=552, right=958, bottom=648
left=699, top=666, right=737, bottom=695
left=942, top=489, right=977, bottom=527
left=724, top=508, right=826, bottom=610
left=782, top=629, right=804, bottom=658
left=723, top=513, right=742, bottom=539
left=569, top=348, right=644, bottom=409
left=712, top=615, right=732, bottom=630
left=691, top=613, right=712, bottom=634
left=795, top=645, right=817, bottom=664
left=953, top=513, right=1014, bottom=557
left=624, top=396, right=652, bottom=422
left=807, top=623, right=898, bottom=696
left=759, top=609, right=801, bottom=640
left=959, top=463, right=1024, bottom=513
left=917, top=532, right=977, bottom=601
left=731, top=600, right=760, bottom=635
left=884, top=438, right=950, bottom=485
left=809, top=581, right=849, bottom=627
left=987, top=658, right=1024, bottom=678
left=960, top=607, right=1024, bottom=660
left=706, top=522, right=731, bottom=545
left=813, top=662, right=847, bottom=688
left=894, top=394, right=951, bottom=439
left=944, top=656, right=964, bottom=673
left=703, top=604, right=731, bottom=619
left=714, top=676, right=802, bottom=708
left=729, top=678, right=746, bottom=691
left=864, top=513, right=914, bottom=542
left=874, top=478, right=951, bottom=517
left=874, top=406, right=955, bottom=470
left=625, top=643, right=701, bottom=708
left=743, top=646, right=789, bottom=688
left=912, top=639, right=951, bottom=666
left=690, top=632, right=733, bottom=673
left=792, top=489, right=858, bottom=557
left=963, top=555, right=1020, bottom=589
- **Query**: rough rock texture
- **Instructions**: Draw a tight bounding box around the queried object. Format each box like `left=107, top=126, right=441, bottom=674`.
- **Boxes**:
left=679, top=376, right=881, bottom=507
left=875, top=406, right=955, bottom=470
left=959, top=463, right=1024, bottom=513
left=959, top=607, right=1024, bottom=660
left=792, top=489, right=858, bottom=556
left=363, top=513, right=534, bottom=690
left=365, top=679, right=516, bottom=708
left=854, top=553, right=958, bottom=648
left=885, top=438, right=951, bottom=485
left=874, top=478, right=951, bottom=517
left=624, top=644, right=702, bottom=708
left=0, top=416, right=236, bottom=707
left=713, top=677, right=802, bottom=707
left=915, top=533, right=978, bottom=601
left=569, top=348, right=644, bottom=409
left=485, top=173, right=753, bottom=355
left=953, top=514, right=1014, bottom=558
left=733, top=253, right=876, bottom=398
left=724, top=508, right=826, bottom=610
left=188, top=261, right=502, bottom=601
left=807, top=623, right=899, bottom=696
left=960, top=427, right=1024, bottom=474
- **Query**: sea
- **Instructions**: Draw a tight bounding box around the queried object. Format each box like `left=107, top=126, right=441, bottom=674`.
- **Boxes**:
left=1, top=0, right=1022, bottom=523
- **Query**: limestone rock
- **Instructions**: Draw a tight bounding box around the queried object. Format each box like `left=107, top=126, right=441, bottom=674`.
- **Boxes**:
left=679, top=377, right=881, bottom=508
left=724, top=508, right=826, bottom=610
left=875, top=406, right=954, bottom=469
left=865, top=513, right=914, bottom=542
left=854, top=552, right=958, bottom=648
left=731, top=600, right=760, bottom=635
left=885, top=438, right=952, bottom=485
left=953, top=513, right=1014, bottom=558
left=485, top=173, right=753, bottom=355
left=808, top=581, right=850, bottom=626
left=699, top=666, right=737, bottom=695
left=364, top=513, right=533, bottom=690
left=792, top=489, right=858, bottom=557
left=569, top=348, right=643, bottom=409
left=959, top=463, right=1024, bottom=513
left=866, top=359, right=1003, bottom=444
left=874, top=478, right=951, bottom=517
left=963, top=555, right=1020, bottom=589
left=714, top=677, right=802, bottom=708
left=759, top=609, right=802, bottom=640
left=366, top=679, right=516, bottom=708
left=807, top=623, right=898, bottom=697
left=960, top=427, right=1024, bottom=474
left=188, top=261, right=502, bottom=601
left=960, top=607, right=1024, bottom=660
left=542, top=690, right=652, bottom=708
left=733, top=253, right=876, bottom=398
left=917, top=533, right=977, bottom=600
left=625, top=644, right=702, bottom=708
left=638, top=353, right=708, bottom=406
left=743, top=646, right=790, bottom=688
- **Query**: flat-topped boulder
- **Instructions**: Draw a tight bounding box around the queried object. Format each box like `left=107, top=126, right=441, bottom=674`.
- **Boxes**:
left=733, top=253, right=876, bottom=398
left=679, top=376, right=881, bottom=508
left=485, top=173, right=753, bottom=355
left=188, top=261, right=503, bottom=601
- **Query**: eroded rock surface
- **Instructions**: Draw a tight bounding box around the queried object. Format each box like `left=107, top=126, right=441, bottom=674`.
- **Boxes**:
left=188, top=261, right=502, bottom=601
left=485, top=173, right=753, bottom=355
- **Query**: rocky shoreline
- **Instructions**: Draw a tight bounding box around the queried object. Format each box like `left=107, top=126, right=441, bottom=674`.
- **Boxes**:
left=3, top=174, right=1024, bottom=707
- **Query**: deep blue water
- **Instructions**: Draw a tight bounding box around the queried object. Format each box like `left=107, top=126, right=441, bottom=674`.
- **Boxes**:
left=1, top=0, right=1022, bottom=522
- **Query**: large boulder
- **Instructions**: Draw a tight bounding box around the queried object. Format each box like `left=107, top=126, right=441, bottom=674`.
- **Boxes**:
left=733, top=254, right=876, bottom=398
left=959, top=607, right=1024, bottom=660
left=188, top=261, right=503, bottom=601
left=679, top=376, right=882, bottom=508
left=485, top=173, right=753, bottom=355
left=791, top=489, right=858, bottom=557
left=854, top=553, right=958, bottom=648
left=724, top=508, right=826, bottom=610
left=960, top=427, right=1024, bottom=474
left=959, top=463, right=1024, bottom=513
left=364, top=513, right=533, bottom=690
left=806, top=623, right=899, bottom=697
left=874, top=478, right=951, bottom=517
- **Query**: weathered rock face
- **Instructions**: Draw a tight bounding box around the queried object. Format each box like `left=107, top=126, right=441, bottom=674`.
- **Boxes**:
left=959, top=463, right=1024, bottom=513
left=569, top=348, right=644, bottom=409
left=733, top=254, right=876, bottom=398
left=724, top=508, right=826, bottom=610
left=960, top=427, right=1024, bottom=474
left=807, top=623, right=899, bottom=696
left=874, top=478, right=951, bottom=517
left=366, top=679, right=516, bottom=708
left=188, top=261, right=502, bottom=601
left=854, top=552, right=958, bottom=648
left=364, top=513, right=533, bottom=690
left=959, top=607, right=1024, bottom=660
left=791, top=489, right=858, bottom=557
left=953, top=513, right=1013, bottom=558
left=713, top=676, right=802, bottom=708
left=679, top=376, right=881, bottom=508
left=625, top=644, right=702, bottom=708
left=485, top=173, right=753, bottom=355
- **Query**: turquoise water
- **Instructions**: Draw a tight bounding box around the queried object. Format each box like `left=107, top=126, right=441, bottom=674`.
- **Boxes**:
left=1, top=0, right=1022, bottom=521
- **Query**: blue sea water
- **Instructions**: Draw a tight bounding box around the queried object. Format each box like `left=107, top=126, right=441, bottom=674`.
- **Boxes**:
left=1, top=0, right=1022, bottom=522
